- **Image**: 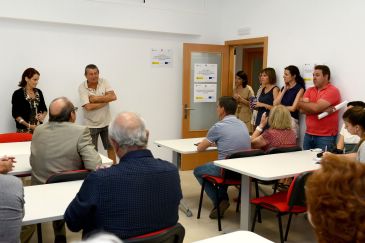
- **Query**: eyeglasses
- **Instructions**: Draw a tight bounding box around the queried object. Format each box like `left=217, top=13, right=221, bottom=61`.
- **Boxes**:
left=72, top=107, right=78, bottom=112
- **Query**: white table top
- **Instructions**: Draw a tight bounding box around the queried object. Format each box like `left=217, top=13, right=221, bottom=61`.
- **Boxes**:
left=215, top=150, right=320, bottom=181
left=154, top=137, right=216, bottom=154
left=0, top=141, right=113, bottom=176
left=22, top=180, right=82, bottom=225
left=193, top=231, right=274, bottom=243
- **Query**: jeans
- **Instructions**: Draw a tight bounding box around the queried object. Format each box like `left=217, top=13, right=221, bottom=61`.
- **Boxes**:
left=303, top=133, right=337, bottom=151
left=193, top=162, right=228, bottom=207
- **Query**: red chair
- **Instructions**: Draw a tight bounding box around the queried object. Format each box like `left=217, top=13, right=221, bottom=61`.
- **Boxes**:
left=124, top=223, right=185, bottom=243
left=0, top=132, right=32, bottom=143
left=197, top=149, right=265, bottom=231
left=250, top=171, right=312, bottom=243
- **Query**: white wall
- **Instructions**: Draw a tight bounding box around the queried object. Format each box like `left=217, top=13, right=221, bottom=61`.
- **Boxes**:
left=0, top=0, right=213, bottom=159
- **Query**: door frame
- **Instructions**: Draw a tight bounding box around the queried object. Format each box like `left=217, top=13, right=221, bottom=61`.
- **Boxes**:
left=225, top=37, right=268, bottom=95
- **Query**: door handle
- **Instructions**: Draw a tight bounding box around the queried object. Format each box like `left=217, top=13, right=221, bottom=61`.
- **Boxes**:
left=184, top=104, right=195, bottom=119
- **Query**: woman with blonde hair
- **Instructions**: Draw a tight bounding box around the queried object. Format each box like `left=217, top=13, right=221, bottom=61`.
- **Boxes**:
left=306, top=154, right=365, bottom=243
left=251, top=105, right=296, bottom=152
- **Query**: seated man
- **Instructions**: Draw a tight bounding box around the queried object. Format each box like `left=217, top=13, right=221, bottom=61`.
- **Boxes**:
left=0, top=158, right=24, bottom=243
left=22, top=97, right=102, bottom=243
left=64, top=112, right=182, bottom=239
left=0, top=156, right=15, bottom=174
left=194, top=96, right=251, bottom=219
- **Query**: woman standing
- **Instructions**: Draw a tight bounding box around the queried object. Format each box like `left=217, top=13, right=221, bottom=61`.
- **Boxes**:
left=254, top=68, right=279, bottom=129
left=274, top=65, right=305, bottom=138
left=233, top=71, right=254, bottom=133
left=12, top=68, right=47, bottom=133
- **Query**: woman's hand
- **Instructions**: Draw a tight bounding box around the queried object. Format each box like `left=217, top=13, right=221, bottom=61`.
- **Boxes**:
left=36, top=113, right=46, bottom=123
left=259, top=112, right=268, bottom=128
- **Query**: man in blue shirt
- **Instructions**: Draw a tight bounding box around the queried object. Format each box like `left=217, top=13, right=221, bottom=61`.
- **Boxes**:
left=194, top=96, right=251, bottom=219
left=64, top=112, right=182, bottom=239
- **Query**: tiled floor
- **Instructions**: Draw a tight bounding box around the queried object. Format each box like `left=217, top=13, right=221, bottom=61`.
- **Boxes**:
left=27, top=171, right=317, bottom=243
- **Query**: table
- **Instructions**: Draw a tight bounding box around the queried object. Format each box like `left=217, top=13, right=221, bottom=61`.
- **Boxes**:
left=0, top=141, right=113, bottom=176
left=214, top=150, right=320, bottom=230
left=22, top=180, right=83, bottom=225
left=155, top=137, right=216, bottom=217
left=155, top=137, right=216, bottom=167
left=193, top=230, right=274, bottom=243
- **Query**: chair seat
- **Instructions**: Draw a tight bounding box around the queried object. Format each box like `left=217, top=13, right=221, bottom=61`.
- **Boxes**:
left=202, top=175, right=241, bottom=185
left=250, top=191, right=307, bottom=213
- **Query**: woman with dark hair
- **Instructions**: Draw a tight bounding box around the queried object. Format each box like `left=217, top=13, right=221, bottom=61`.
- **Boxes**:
left=323, top=106, right=365, bottom=163
left=11, top=68, right=47, bottom=133
left=233, top=71, right=254, bottom=133
left=306, top=154, right=365, bottom=243
left=253, top=68, right=279, bottom=129
left=274, top=65, right=305, bottom=138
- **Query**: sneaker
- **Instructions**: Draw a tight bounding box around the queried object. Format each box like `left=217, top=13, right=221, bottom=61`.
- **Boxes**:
left=209, top=200, right=230, bottom=219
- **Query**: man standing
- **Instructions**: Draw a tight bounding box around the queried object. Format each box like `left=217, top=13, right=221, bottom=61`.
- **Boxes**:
left=64, top=112, right=182, bottom=239
left=22, top=97, right=101, bottom=243
left=79, top=64, right=117, bottom=163
left=298, top=65, right=341, bottom=150
left=193, top=96, right=251, bottom=219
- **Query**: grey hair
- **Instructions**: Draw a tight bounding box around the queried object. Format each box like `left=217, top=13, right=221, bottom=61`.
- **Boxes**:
left=72, top=233, right=123, bottom=243
left=109, top=112, right=148, bottom=149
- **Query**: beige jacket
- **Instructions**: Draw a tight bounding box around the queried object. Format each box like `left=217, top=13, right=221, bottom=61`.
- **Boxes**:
left=30, top=122, right=101, bottom=185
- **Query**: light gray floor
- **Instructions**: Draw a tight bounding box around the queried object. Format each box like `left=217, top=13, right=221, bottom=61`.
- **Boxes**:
left=26, top=171, right=317, bottom=243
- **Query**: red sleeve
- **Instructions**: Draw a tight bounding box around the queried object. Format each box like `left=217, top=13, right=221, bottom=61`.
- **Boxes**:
left=262, top=130, right=273, bottom=145
left=319, top=86, right=341, bottom=106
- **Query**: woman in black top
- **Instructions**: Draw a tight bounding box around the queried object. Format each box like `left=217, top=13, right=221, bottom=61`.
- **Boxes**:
left=11, top=68, right=47, bottom=133
left=254, top=67, right=279, bottom=128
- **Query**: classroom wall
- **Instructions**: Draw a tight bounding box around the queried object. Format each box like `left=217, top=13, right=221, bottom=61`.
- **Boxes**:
left=1, top=0, right=363, bottom=160
left=0, top=0, right=216, bottom=159
left=209, top=0, right=365, bottom=140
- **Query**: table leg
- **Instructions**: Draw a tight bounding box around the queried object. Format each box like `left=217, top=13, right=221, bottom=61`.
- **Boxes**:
left=171, top=151, right=193, bottom=217
left=172, top=151, right=181, bottom=168
left=240, top=175, right=251, bottom=230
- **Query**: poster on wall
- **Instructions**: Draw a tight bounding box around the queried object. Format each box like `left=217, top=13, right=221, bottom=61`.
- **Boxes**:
left=194, top=83, right=217, bottom=102
left=194, top=64, right=217, bottom=82
left=303, top=63, right=315, bottom=88
left=151, top=48, right=173, bottom=67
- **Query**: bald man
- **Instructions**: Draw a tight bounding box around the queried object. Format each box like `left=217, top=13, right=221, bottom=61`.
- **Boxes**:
left=30, top=97, right=101, bottom=185
left=22, top=97, right=102, bottom=243
left=65, top=112, right=182, bottom=239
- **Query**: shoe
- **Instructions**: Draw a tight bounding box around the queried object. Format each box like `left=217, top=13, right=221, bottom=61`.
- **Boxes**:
left=209, top=200, right=230, bottom=219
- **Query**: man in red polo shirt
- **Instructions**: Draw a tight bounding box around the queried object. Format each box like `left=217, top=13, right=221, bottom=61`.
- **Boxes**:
left=298, top=65, right=341, bottom=151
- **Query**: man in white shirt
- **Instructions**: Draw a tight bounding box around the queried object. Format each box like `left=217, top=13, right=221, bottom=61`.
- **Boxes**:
left=79, top=64, right=117, bottom=163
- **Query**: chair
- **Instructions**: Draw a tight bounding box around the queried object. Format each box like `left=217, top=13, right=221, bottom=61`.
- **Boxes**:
left=253, top=146, right=303, bottom=197
left=0, top=132, right=32, bottom=143
left=250, top=171, right=312, bottom=243
left=197, top=149, right=265, bottom=231
left=36, top=169, right=90, bottom=243
left=124, top=223, right=185, bottom=243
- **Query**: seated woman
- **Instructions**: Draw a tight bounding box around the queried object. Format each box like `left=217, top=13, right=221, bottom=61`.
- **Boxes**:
left=251, top=105, right=296, bottom=152
left=336, top=101, right=365, bottom=153
left=306, top=154, right=365, bottom=243
left=324, top=106, right=365, bottom=163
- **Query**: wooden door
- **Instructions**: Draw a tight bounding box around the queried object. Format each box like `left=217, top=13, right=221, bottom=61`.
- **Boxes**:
left=180, top=43, right=229, bottom=170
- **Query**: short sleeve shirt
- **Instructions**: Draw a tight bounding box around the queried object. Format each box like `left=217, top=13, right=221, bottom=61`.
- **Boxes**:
left=206, top=115, right=251, bottom=160
left=261, top=128, right=297, bottom=152
left=357, top=142, right=365, bottom=163
left=303, top=83, right=341, bottom=136
left=340, top=124, right=360, bottom=144
left=79, top=78, right=113, bottom=128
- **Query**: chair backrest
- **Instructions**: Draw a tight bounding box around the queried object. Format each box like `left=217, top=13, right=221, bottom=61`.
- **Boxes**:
left=266, top=145, right=302, bottom=154
left=0, top=132, right=32, bottom=143
left=223, top=149, right=265, bottom=179
left=124, top=223, right=185, bottom=243
left=287, top=171, right=313, bottom=207
left=46, top=169, right=90, bottom=184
